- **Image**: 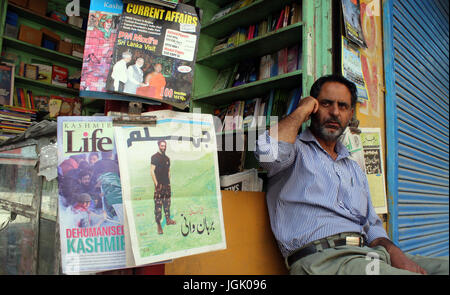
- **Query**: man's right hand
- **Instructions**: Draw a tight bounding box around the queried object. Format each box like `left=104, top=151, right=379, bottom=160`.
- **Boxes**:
left=292, top=96, right=319, bottom=122
left=269, top=96, right=319, bottom=144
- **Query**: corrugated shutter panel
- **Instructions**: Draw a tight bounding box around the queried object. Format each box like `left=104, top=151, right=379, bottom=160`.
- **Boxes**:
left=391, top=0, right=449, bottom=256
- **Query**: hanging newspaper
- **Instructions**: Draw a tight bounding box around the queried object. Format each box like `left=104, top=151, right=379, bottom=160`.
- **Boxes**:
left=341, top=0, right=366, bottom=48
left=360, top=128, right=388, bottom=214
left=339, top=127, right=366, bottom=174
left=106, top=0, right=200, bottom=109
left=57, top=117, right=126, bottom=274
left=342, top=36, right=369, bottom=103
left=114, top=110, right=226, bottom=266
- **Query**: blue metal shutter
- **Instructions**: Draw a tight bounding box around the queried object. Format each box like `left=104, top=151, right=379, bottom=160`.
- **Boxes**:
left=383, top=0, right=449, bottom=257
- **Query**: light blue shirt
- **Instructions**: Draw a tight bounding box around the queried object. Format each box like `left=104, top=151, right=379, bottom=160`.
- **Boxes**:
left=255, top=128, right=388, bottom=258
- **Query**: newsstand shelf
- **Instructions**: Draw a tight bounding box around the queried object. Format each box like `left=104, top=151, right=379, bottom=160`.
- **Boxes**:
left=7, top=2, right=86, bottom=38
left=2, top=36, right=83, bottom=66
left=197, top=22, right=303, bottom=69
left=14, top=75, right=80, bottom=96
left=201, top=0, right=294, bottom=37
left=194, top=69, right=302, bottom=106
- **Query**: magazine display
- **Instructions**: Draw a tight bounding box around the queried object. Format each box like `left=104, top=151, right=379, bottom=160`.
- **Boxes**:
left=106, top=1, right=200, bottom=109
left=57, top=117, right=126, bottom=274
left=80, top=0, right=123, bottom=93
left=341, top=0, right=366, bottom=48
left=114, top=110, right=226, bottom=266
left=342, top=36, right=369, bottom=103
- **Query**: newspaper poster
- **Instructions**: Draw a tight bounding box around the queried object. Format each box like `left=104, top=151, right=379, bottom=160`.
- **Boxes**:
left=360, top=128, right=387, bottom=214
left=339, top=127, right=366, bottom=173
left=342, top=36, right=369, bottom=103
left=114, top=111, right=226, bottom=266
left=106, top=0, right=200, bottom=109
left=57, top=117, right=126, bottom=274
left=341, top=0, right=366, bottom=48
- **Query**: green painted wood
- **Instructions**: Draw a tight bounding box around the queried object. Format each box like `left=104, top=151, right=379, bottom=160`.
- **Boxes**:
left=190, top=100, right=217, bottom=114
left=194, top=69, right=302, bottom=105
left=193, top=64, right=220, bottom=98
left=7, top=2, right=86, bottom=38
left=314, top=0, right=332, bottom=78
left=14, top=76, right=79, bottom=96
left=201, top=0, right=295, bottom=38
left=2, top=36, right=82, bottom=67
left=206, top=0, right=234, bottom=6
left=0, top=0, right=7, bottom=51
left=302, top=0, right=315, bottom=98
left=195, top=0, right=222, bottom=26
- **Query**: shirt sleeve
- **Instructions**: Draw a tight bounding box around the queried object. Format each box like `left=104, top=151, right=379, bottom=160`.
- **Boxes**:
left=363, top=176, right=389, bottom=244
left=254, top=130, right=297, bottom=177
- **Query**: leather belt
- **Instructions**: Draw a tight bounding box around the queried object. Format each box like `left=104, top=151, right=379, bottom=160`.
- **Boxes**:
left=287, top=234, right=365, bottom=267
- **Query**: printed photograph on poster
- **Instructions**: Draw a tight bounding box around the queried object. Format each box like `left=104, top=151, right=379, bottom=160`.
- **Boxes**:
left=342, top=36, right=369, bottom=103
left=339, top=127, right=366, bottom=174
left=341, top=0, right=367, bottom=48
left=360, top=128, right=387, bottom=214
left=0, top=63, right=15, bottom=105
left=114, top=111, right=226, bottom=266
left=57, top=117, right=126, bottom=274
left=80, top=0, right=123, bottom=92
left=106, top=1, right=200, bottom=109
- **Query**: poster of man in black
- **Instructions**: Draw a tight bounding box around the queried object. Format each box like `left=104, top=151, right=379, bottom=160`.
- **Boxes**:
left=151, top=139, right=176, bottom=234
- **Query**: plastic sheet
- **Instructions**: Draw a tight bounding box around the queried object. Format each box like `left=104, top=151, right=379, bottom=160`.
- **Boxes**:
left=38, top=143, right=58, bottom=181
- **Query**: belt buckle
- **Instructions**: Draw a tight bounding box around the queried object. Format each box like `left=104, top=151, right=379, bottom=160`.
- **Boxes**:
left=345, top=236, right=361, bottom=246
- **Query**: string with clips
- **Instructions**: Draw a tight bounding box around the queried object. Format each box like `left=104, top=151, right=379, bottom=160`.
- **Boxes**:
left=109, top=102, right=157, bottom=127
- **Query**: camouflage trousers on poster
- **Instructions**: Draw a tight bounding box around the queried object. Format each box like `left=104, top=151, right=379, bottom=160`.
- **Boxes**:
left=154, top=184, right=172, bottom=223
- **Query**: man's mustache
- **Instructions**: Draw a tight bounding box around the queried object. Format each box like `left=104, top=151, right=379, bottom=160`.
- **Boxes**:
left=324, top=117, right=342, bottom=128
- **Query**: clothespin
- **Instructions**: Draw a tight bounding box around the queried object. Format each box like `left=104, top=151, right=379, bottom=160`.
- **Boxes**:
left=109, top=102, right=157, bottom=126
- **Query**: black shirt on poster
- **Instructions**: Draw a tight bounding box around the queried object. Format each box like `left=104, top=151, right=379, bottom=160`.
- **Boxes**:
left=151, top=152, right=170, bottom=185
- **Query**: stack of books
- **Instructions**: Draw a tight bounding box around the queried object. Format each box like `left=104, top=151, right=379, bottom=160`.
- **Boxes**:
left=214, top=87, right=302, bottom=133
left=0, top=105, right=36, bottom=141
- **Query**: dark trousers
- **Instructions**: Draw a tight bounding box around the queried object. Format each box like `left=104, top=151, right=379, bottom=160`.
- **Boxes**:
left=154, top=183, right=171, bottom=223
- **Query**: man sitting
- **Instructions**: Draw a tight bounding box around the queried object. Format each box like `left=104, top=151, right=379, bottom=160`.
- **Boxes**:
left=255, top=75, right=448, bottom=275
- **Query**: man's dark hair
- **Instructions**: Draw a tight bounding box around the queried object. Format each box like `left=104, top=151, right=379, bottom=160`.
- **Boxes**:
left=310, top=75, right=358, bottom=107
left=89, top=152, right=99, bottom=160
left=101, top=151, right=113, bottom=160
left=157, top=139, right=166, bottom=146
left=79, top=169, right=91, bottom=179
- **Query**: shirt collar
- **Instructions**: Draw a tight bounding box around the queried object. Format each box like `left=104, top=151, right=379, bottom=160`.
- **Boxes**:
left=299, top=127, right=350, bottom=160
